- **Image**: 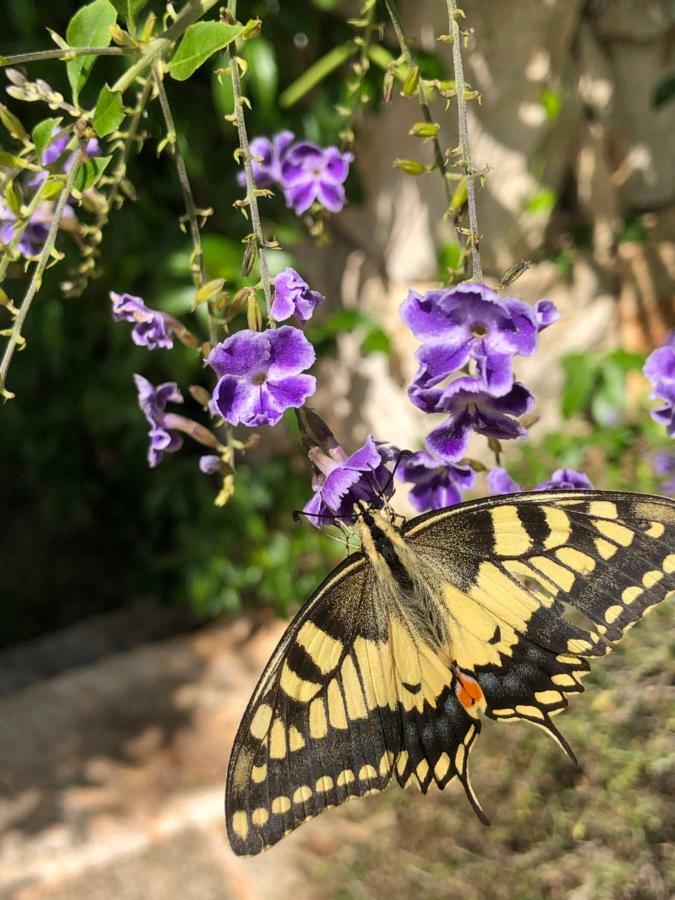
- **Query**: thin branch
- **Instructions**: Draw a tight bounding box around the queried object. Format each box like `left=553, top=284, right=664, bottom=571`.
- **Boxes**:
left=0, top=150, right=83, bottom=399
left=153, top=68, right=216, bottom=345
left=383, top=0, right=453, bottom=209
left=0, top=46, right=127, bottom=68
left=226, top=0, right=273, bottom=317
left=447, top=0, right=482, bottom=281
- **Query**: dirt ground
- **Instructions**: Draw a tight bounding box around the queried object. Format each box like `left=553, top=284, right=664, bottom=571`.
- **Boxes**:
left=0, top=600, right=673, bottom=900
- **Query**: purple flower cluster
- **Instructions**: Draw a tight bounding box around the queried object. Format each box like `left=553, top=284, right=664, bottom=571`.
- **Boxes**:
left=110, top=292, right=174, bottom=350
left=303, top=436, right=396, bottom=526
left=401, top=282, right=557, bottom=463
left=271, top=268, right=324, bottom=323
left=488, top=466, right=592, bottom=495
left=644, top=332, right=675, bottom=437
left=241, top=131, right=353, bottom=216
left=208, top=326, right=316, bottom=428
left=0, top=129, right=101, bottom=259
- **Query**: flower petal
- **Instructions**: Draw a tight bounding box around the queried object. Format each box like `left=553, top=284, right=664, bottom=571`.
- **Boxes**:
left=266, top=373, right=316, bottom=410
left=425, top=413, right=473, bottom=462
left=267, top=326, right=315, bottom=376
left=208, top=330, right=271, bottom=378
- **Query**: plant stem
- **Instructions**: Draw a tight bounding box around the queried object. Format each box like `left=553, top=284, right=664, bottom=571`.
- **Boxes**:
left=111, top=0, right=221, bottom=95
left=226, top=0, right=273, bottom=317
left=0, top=47, right=127, bottom=68
left=0, top=151, right=83, bottom=399
left=447, top=0, right=482, bottom=281
left=154, top=68, right=216, bottom=345
left=383, top=0, right=453, bottom=209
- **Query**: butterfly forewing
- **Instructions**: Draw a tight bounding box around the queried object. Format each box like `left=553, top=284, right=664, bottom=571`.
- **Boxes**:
left=226, top=554, right=482, bottom=854
left=227, top=490, right=674, bottom=855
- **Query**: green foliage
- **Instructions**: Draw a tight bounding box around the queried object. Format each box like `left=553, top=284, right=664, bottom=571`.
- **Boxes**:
left=168, top=21, right=244, bottom=81
left=93, top=83, right=124, bottom=136
left=32, top=117, right=62, bottom=157
left=109, top=0, right=147, bottom=28
left=65, top=0, right=117, bottom=104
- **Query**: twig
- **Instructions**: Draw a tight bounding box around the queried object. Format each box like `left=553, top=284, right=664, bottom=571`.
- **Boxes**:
left=383, top=0, right=453, bottom=209
left=153, top=68, right=216, bottom=345
left=226, top=0, right=273, bottom=317
left=0, top=47, right=127, bottom=68
left=0, top=150, right=83, bottom=399
left=447, top=0, right=482, bottom=281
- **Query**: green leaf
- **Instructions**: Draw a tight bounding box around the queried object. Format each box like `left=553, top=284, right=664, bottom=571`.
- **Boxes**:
left=32, top=118, right=63, bottom=159
left=0, top=104, right=29, bottom=142
left=66, top=0, right=117, bottom=105
left=110, top=0, right=147, bottom=26
left=524, top=187, right=556, bottom=214
left=242, top=36, right=277, bottom=114
left=604, top=348, right=646, bottom=373
left=168, top=21, right=244, bottom=81
left=540, top=87, right=561, bottom=121
left=592, top=362, right=625, bottom=427
left=561, top=352, right=597, bottom=419
left=0, top=152, right=41, bottom=172
left=438, top=241, right=464, bottom=272
left=93, top=84, right=124, bottom=136
left=280, top=42, right=357, bottom=107
left=73, top=154, right=112, bottom=192
left=361, top=327, right=392, bottom=356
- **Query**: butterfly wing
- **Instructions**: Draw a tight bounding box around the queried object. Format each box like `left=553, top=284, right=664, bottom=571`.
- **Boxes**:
left=226, top=551, right=481, bottom=856
left=404, top=490, right=675, bottom=747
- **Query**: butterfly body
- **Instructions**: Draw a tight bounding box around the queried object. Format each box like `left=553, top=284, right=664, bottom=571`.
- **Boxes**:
left=226, top=491, right=675, bottom=856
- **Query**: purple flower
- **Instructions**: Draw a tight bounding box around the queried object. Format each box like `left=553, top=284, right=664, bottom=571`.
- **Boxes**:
left=199, top=454, right=224, bottom=475
left=0, top=200, right=50, bottom=257
left=271, top=268, right=324, bottom=323
left=281, top=142, right=353, bottom=215
left=488, top=466, right=592, bottom=495
left=134, top=374, right=184, bottom=467
left=110, top=292, right=174, bottom=350
left=208, top=326, right=316, bottom=428
left=303, top=435, right=395, bottom=526
left=401, top=283, right=552, bottom=396
left=644, top=333, right=675, bottom=437
left=238, top=131, right=294, bottom=188
left=423, top=377, right=533, bottom=462
left=534, top=299, right=560, bottom=331
left=487, top=466, right=521, bottom=495
left=653, top=451, right=675, bottom=495
left=536, top=468, right=592, bottom=491
left=399, top=450, right=475, bottom=512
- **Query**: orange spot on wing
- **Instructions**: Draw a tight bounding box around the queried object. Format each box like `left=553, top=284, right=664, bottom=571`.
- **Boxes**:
left=454, top=669, right=485, bottom=710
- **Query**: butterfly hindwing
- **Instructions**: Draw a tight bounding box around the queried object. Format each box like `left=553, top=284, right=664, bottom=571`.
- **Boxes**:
left=404, top=490, right=675, bottom=744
